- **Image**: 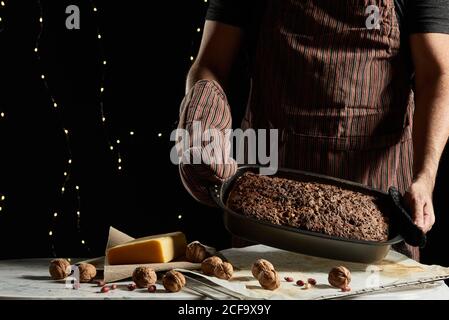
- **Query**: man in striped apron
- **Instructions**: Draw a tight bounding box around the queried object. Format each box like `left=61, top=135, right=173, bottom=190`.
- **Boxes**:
left=178, top=0, right=449, bottom=260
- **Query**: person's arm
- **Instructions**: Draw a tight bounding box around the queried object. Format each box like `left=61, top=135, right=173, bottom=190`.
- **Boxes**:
left=186, top=20, right=243, bottom=93
left=406, top=33, right=449, bottom=232
left=178, top=21, right=243, bottom=206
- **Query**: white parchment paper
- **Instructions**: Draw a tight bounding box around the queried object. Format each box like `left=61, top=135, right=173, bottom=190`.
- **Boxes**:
left=180, top=245, right=449, bottom=300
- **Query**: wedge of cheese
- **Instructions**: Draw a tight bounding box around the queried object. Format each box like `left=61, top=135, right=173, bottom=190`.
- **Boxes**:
left=107, top=231, right=187, bottom=265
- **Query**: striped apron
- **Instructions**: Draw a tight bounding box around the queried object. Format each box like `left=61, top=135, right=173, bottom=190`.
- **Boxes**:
left=239, top=0, right=418, bottom=258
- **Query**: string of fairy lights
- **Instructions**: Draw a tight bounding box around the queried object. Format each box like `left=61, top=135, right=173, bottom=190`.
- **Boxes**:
left=34, top=0, right=87, bottom=255
left=0, top=1, right=4, bottom=33
left=88, top=0, right=125, bottom=173
left=0, top=0, right=5, bottom=121
left=174, top=0, right=208, bottom=222
left=0, top=0, right=211, bottom=254
left=189, top=0, right=208, bottom=63
left=0, top=1, right=7, bottom=217
left=33, top=0, right=132, bottom=255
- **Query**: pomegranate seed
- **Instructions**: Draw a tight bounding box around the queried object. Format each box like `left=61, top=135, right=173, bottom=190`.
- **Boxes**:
left=148, top=285, right=157, bottom=293
left=111, top=284, right=117, bottom=290
left=308, top=278, right=317, bottom=286
left=127, top=283, right=136, bottom=291
left=284, top=277, right=294, bottom=282
left=296, top=280, right=305, bottom=287
left=100, top=286, right=110, bottom=293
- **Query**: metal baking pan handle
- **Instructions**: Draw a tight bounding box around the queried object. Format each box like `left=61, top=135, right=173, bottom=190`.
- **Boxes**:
left=388, top=187, right=426, bottom=248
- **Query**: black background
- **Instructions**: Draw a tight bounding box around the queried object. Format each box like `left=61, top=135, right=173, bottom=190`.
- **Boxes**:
left=0, top=0, right=447, bottom=270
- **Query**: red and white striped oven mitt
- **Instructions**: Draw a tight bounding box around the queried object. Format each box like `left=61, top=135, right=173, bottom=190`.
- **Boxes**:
left=176, top=80, right=237, bottom=206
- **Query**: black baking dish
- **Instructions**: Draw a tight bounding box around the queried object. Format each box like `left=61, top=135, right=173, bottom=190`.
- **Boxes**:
left=210, top=166, right=417, bottom=264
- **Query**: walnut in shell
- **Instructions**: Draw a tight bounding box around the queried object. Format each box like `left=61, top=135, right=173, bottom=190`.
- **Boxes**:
left=132, top=266, right=157, bottom=288
left=186, top=241, right=208, bottom=263
left=49, top=258, right=71, bottom=280
left=78, top=263, right=97, bottom=283
left=251, top=259, right=275, bottom=278
left=328, top=266, right=351, bottom=289
left=163, top=270, right=186, bottom=292
left=201, top=256, right=223, bottom=276
left=214, top=261, right=234, bottom=280
left=258, top=269, right=280, bottom=290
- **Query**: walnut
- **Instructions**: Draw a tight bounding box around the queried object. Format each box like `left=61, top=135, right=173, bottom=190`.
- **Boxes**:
left=49, top=258, right=71, bottom=280
left=257, top=269, right=280, bottom=290
left=251, top=259, right=275, bottom=278
left=251, top=259, right=280, bottom=290
left=328, top=266, right=351, bottom=289
left=162, top=270, right=186, bottom=292
left=214, top=262, right=234, bottom=280
left=132, top=266, right=157, bottom=288
left=186, top=241, right=208, bottom=263
left=78, top=263, right=97, bottom=283
left=201, top=256, right=223, bottom=276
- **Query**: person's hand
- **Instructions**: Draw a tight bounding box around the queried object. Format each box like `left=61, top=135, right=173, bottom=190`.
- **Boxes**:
left=180, top=146, right=237, bottom=206
left=404, top=174, right=436, bottom=233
